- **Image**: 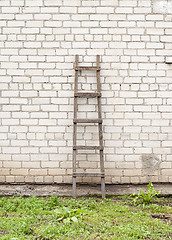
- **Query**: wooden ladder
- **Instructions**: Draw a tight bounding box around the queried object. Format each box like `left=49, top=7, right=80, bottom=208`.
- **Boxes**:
left=72, top=55, right=105, bottom=198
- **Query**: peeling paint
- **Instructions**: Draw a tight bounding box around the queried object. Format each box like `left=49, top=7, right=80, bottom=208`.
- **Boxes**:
left=153, top=0, right=172, bottom=14
left=141, top=154, right=161, bottom=176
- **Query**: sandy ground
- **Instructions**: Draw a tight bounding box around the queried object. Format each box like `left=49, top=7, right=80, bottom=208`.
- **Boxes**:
left=0, top=183, right=171, bottom=197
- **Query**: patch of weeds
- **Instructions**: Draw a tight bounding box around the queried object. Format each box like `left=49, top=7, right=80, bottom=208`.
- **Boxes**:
left=131, top=183, right=160, bottom=205
left=46, top=196, right=60, bottom=209
left=115, top=223, right=152, bottom=239
left=35, top=223, right=61, bottom=240
left=54, top=207, right=83, bottom=223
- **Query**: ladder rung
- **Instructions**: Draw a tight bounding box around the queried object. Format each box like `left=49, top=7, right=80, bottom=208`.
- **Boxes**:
left=73, top=146, right=103, bottom=150
left=74, top=92, right=101, bottom=98
left=75, top=66, right=100, bottom=71
left=73, top=118, right=102, bottom=123
left=73, top=173, right=104, bottom=177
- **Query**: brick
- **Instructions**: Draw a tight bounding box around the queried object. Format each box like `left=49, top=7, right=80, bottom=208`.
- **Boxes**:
left=116, top=7, right=133, bottom=13
left=22, top=161, right=40, bottom=168
left=4, top=161, right=21, bottom=168
left=11, top=169, right=28, bottom=176
left=134, top=7, right=151, bottom=13
left=41, top=161, right=60, bottom=168
left=30, top=169, right=47, bottom=176
left=49, top=169, right=66, bottom=175
left=60, top=7, right=77, bottom=13
left=0, top=169, right=10, bottom=175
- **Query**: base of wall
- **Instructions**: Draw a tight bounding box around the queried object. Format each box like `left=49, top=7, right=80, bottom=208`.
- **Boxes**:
left=0, top=183, right=171, bottom=196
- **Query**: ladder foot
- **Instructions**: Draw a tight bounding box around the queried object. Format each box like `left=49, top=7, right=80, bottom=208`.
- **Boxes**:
left=101, top=177, right=106, bottom=199
left=73, top=177, right=77, bottom=199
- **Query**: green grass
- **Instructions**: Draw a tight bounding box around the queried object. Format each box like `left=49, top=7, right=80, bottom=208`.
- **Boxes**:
left=0, top=195, right=171, bottom=239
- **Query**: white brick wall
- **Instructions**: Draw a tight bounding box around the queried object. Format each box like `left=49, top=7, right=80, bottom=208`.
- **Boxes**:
left=0, top=0, right=172, bottom=184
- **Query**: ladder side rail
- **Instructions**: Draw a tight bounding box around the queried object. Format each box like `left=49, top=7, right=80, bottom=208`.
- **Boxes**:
left=73, top=55, right=79, bottom=198
left=96, top=55, right=105, bottom=198
left=96, top=55, right=104, bottom=151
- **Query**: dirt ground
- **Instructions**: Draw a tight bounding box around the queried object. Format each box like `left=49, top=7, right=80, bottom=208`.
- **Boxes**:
left=0, top=183, right=171, bottom=197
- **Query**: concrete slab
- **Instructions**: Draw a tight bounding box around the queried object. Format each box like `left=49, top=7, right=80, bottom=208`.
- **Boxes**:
left=0, top=183, right=171, bottom=197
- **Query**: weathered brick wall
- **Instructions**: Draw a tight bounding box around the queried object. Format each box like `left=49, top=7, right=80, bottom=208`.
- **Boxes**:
left=0, top=0, right=172, bottom=184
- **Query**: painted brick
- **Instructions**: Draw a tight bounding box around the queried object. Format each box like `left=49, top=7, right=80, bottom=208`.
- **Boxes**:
left=0, top=0, right=171, bottom=185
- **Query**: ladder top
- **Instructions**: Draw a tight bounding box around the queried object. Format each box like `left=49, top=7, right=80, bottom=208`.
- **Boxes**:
left=73, top=118, right=102, bottom=123
left=74, top=92, right=101, bottom=98
left=75, top=66, right=100, bottom=71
